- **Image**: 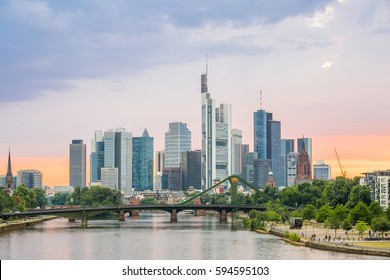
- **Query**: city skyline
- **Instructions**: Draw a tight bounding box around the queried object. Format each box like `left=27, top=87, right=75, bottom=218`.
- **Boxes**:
left=1, top=0, right=389, bottom=186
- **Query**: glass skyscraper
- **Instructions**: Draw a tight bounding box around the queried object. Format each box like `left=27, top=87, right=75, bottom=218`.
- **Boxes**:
left=253, top=109, right=267, bottom=159
left=132, top=129, right=154, bottom=191
left=69, top=139, right=86, bottom=188
left=164, top=122, right=191, bottom=168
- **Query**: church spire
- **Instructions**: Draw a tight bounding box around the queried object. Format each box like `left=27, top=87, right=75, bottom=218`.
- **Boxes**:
left=6, top=148, right=14, bottom=192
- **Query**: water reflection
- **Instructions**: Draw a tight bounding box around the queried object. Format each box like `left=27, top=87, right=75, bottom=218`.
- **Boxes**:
left=0, top=213, right=387, bottom=260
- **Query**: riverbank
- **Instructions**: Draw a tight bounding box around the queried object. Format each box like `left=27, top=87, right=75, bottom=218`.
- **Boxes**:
left=265, top=225, right=390, bottom=258
left=0, top=216, right=57, bottom=233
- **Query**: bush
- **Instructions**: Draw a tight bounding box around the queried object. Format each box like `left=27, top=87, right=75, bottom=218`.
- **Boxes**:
left=284, top=231, right=300, bottom=242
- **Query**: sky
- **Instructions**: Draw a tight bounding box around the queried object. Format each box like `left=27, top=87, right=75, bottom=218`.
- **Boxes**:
left=0, top=0, right=389, bottom=186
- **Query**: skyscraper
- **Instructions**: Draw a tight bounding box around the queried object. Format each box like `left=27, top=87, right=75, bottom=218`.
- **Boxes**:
left=101, top=167, right=119, bottom=190
left=231, top=129, right=242, bottom=175
left=132, top=129, right=154, bottom=191
left=281, top=139, right=295, bottom=186
left=253, top=109, right=268, bottom=159
left=201, top=67, right=232, bottom=189
left=5, top=149, right=14, bottom=193
left=103, top=128, right=133, bottom=195
left=253, top=158, right=272, bottom=189
left=181, top=150, right=201, bottom=190
left=287, top=152, right=298, bottom=186
left=269, top=120, right=282, bottom=186
left=164, top=122, right=191, bottom=168
left=154, top=150, right=165, bottom=191
left=69, top=140, right=86, bottom=188
left=90, top=130, right=104, bottom=185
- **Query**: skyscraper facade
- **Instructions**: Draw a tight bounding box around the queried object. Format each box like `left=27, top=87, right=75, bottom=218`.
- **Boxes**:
left=287, top=152, right=298, bottom=186
left=164, top=122, right=191, bottom=168
left=201, top=69, right=232, bottom=189
left=253, top=158, right=271, bottom=189
left=17, top=169, right=42, bottom=189
left=69, top=139, right=86, bottom=188
left=181, top=150, right=201, bottom=190
left=269, top=120, right=282, bottom=186
left=101, top=167, right=119, bottom=190
left=361, top=170, right=390, bottom=209
left=231, top=129, right=242, bottom=175
left=297, top=137, right=312, bottom=165
left=253, top=109, right=267, bottom=159
left=313, top=160, right=331, bottom=180
left=132, top=129, right=154, bottom=191
left=90, top=130, right=104, bottom=185
left=154, top=150, right=165, bottom=191
left=281, top=139, right=295, bottom=186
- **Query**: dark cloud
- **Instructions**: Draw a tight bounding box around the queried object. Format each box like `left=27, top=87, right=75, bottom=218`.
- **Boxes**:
left=0, top=0, right=331, bottom=102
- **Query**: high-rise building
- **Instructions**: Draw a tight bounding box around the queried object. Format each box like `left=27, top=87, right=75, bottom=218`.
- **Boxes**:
left=296, top=140, right=312, bottom=182
left=103, top=128, right=133, bottom=195
left=132, top=129, right=154, bottom=191
left=241, top=150, right=257, bottom=186
left=231, top=129, right=242, bottom=175
left=269, top=120, right=282, bottom=186
left=164, top=122, right=191, bottom=168
left=200, top=68, right=232, bottom=189
left=181, top=150, right=201, bottom=190
left=253, top=109, right=268, bottom=159
left=287, top=152, right=298, bottom=186
left=90, top=130, right=104, bottom=185
left=154, top=150, right=165, bottom=191
left=281, top=139, right=295, bottom=186
left=253, top=158, right=271, bottom=189
left=17, top=169, right=42, bottom=189
left=5, top=149, right=14, bottom=193
left=313, top=160, right=331, bottom=180
left=162, top=167, right=182, bottom=191
left=361, top=170, right=390, bottom=209
left=101, top=167, right=119, bottom=190
left=69, top=140, right=86, bottom=188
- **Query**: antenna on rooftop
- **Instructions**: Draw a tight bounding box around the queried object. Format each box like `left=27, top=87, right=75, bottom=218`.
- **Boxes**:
left=260, top=90, right=263, bottom=109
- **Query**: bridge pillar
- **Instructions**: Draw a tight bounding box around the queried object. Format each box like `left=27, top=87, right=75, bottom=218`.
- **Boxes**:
left=81, top=212, right=88, bottom=228
left=68, top=217, right=76, bottom=223
left=220, top=210, right=227, bottom=223
left=171, top=209, right=177, bottom=223
left=231, top=210, right=237, bottom=230
left=119, top=211, right=125, bottom=222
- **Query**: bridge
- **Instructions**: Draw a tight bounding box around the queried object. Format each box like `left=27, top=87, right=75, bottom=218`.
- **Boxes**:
left=0, top=176, right=289, bottom=229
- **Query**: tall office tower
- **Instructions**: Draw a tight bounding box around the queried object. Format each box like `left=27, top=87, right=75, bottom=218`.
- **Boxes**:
left=313, top=160, right=331, bottom=180
left=164, top=122, right=191, bottom=168
left=154, top=150, right=165, bottom=191
left=69, top=139, right=86, bottom=188
left=17, top=169, right=42, bottom=189
left=132, top=129, right=154, bottom=191
left=181, top=150, right=201, bottom=190
left=201, top=67, right=232, bottom=189
left=241, top=150, right=258, bottom=186
left=162, top=167, right=182, bottom=191
left=231, top=129, right=242, bottom=175
left=269, top=120, right=282, bottom=186
left=215, top=104, right=232, bottom=182
left=287, top=152, right=298, bottom=186
left=296, top=140, right=312, bottom=181
left=361, top=170, right=390, bottom=209
left=253, top=109, right=268, bottom=159
left=297, top=137, right=312, bottom=165
left=90, top=130, right=104, bottom=185
left=5, top=149, right=14, bottom=193
left=240, top=144, right=249, bottom=176
left=266, top=112, right=273, bottom=158
left=101, top=167, right=119, bottom=190
left=253, top=158, right=271, bottom=189
left=103, top=128, right=133, bottom=195
left=281, top=139, right=295, bottom=186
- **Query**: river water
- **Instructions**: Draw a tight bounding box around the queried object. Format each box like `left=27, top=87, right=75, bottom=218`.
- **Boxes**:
left=0, top=212, right=387, bottom=260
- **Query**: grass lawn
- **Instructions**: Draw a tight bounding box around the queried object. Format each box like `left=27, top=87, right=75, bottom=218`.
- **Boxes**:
left=356, top=242, right=390, bottom=249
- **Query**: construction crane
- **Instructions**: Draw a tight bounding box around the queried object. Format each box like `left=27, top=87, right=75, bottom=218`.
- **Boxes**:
left=334, top=148, right=347, bottom=178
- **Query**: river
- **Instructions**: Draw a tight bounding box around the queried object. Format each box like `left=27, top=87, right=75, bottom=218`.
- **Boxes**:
left=0, top=212, right=387, bottom=260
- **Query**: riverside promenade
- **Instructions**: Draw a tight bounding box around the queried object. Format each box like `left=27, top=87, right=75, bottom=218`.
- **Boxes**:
left=266, top=222, right=390, bottom=257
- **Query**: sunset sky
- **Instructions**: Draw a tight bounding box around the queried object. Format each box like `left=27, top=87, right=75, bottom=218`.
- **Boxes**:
left=1, top=0, right=389, bottom=186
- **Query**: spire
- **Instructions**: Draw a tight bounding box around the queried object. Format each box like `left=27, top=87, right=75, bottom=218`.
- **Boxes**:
left=301, top=136, right=306, bottom=151
left=142, top=128, right=150, bottom=138
left=201, top=56, right=208, bottom=93
left=6, top=148, right=12, bottom=176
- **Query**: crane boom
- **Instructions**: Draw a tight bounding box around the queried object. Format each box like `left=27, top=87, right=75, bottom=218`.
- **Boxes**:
left=334, top=148, right=346, bottom=178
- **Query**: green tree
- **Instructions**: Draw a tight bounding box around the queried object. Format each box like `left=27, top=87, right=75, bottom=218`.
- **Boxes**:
left=302, top=204, right=317, bottom=221
left=316, top=204, right=332, bottom=223
left=0, top=188, right=15, bottom=212
left=355, top=221, right=369, bottom=238
left=32, top=188, right=47, bottom=209
left=386, top=207, right=390, bottom=221
left=324, top=177, right=352, bottom=207
left=368, top=201, right=383, bottom=218
left=263, top=184, right=278, bottom=200
left=325, top=210, right=342, bottom=238
left=333, top=204, right=348, bottom=222
left=350, top=202, right=371, bottom=225
left=342, top=219, right=353, bottom=239
left=51, top=192, right=69, bottom=206
left=141, top=197, right=156, bottom=205
left=279, top=186, right=301, bottom=207
left=370, top=216, right=390, bottom=238
left=345, top=185, right=372, bottom=209
left=13, top=185, right=38, bottom=209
